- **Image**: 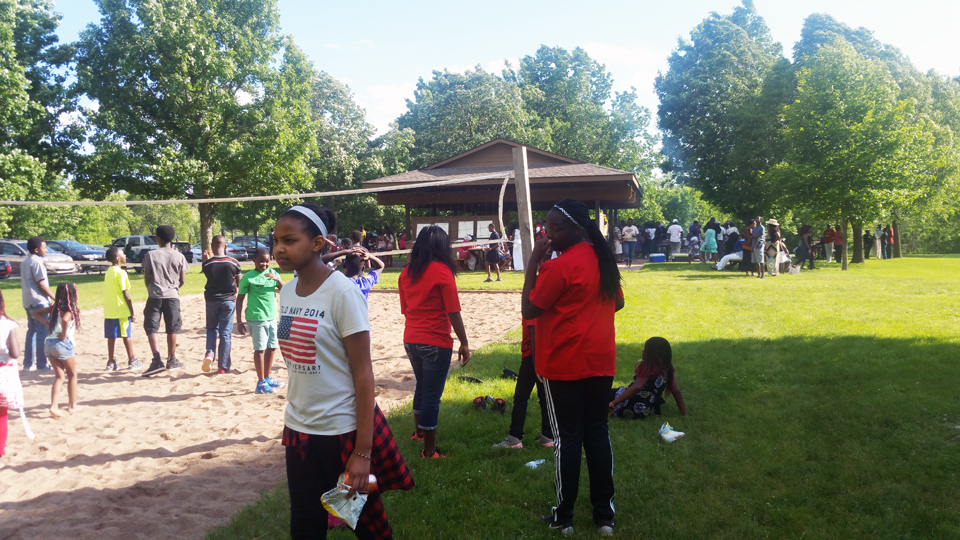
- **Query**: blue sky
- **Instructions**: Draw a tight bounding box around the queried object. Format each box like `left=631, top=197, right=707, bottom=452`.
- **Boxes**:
left=54, top=0, right=960, bottom=136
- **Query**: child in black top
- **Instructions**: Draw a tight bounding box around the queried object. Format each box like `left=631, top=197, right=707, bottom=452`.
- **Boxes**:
left=609, top=337, right=687, bottom=419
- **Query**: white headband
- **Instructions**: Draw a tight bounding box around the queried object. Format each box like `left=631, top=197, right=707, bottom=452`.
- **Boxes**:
left=553, top=205, right=577, bottom=225
left=289, top=206, right=328, bottom=238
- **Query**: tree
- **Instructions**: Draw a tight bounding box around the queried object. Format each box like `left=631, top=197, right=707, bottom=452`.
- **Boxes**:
left=780, top=38, right=935, bottom=269
left=398, top=66, right=546, bottom=169
left=655, top=1, right=787, bottom=218
left=74, top=0, right=317, bottom=251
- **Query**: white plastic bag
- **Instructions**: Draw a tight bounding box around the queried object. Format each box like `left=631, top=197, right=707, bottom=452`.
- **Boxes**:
left=789, top=265, right=800, bottom=275
left=658, top=422, right=685, bottom=443
left=320, top=474, right=368, bottom=530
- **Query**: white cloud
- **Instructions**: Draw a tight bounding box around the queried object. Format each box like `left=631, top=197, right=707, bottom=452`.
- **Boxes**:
left=357, top=82, right=417, bottom=136
left=323, top=43, right=343, bottom=50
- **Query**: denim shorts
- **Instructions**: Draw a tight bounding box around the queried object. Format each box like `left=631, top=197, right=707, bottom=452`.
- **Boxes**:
left=404, top=343, right=453, bottom=431
left=44, top=337, right=75, bottom=360
left=248, top=320, right=278, bottom=351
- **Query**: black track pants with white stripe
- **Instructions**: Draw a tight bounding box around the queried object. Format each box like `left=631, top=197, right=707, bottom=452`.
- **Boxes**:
left=543, top=376, right=615, bottom=524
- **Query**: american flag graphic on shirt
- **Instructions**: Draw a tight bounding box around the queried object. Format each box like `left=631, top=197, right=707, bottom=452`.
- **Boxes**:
left=278, top=315, right=319, bottom=364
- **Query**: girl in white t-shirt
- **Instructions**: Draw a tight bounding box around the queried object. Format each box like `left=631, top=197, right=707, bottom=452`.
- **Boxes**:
left=0, top=290, right=33, bottom=455
left=273, top=202, right=414, bottom=539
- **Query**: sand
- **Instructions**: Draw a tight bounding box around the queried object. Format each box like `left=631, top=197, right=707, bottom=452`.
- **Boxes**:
left=0, top=290, right=521, bottom=539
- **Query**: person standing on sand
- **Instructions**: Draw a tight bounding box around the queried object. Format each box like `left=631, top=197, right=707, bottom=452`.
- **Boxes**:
left=202, top=236, right=242, bottom=375
left=103, top=247, right=141, bottom=371
left=237, top=248, right=285, bottom=394
left=141, top=226, right=188, bottom=377
left=21, top=236, right=55, bottom=371
left=524, top=198, right=623, bottom=536
left=44, top=282, right=81, bottom=418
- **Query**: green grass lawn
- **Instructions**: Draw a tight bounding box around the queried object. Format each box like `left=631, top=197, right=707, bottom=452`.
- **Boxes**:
left=208, top=256, right=960, bottom=539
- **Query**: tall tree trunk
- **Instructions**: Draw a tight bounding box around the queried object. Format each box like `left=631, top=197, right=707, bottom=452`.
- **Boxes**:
left=893, top=219, right=903, bottom=258
left=199, top=202, right=217, bottom=253
left=851, top=223, right=864, bottom=264
left=841, top=218, right=848, bottom=271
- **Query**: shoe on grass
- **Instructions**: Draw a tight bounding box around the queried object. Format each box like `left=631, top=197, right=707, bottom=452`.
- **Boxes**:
left=166, top=357, right=183, bottom=370
left=255, top=380, right=274, bottom=394
left=483, top=277, right=493, bottom=282
left=492, top=434, right=523, bottom=449
left=421, top=447, right=446, bottom=459
left=541, top=515, right=573, bottom=535
left=411, top=431, right=424, bottom=442
left=106, top=359, right=118, bottom=371
left=496, top=277, right=502, bottom=282
left=265, top=376, right=284, bottom=388
left=596, top=520, right=614, bottom=536
left=538, top=434, right=555, bottom=448
left=142, top=355, right=166, bottom=377
left=128, top=358, right=143, bottom=370
left=201, top=353, right=213, bottom=373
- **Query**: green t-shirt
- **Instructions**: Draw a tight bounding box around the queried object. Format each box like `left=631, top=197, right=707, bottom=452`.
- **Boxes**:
left=238, top=268, right=281, bottom=321
left=103, top=265, right=132, bottom=319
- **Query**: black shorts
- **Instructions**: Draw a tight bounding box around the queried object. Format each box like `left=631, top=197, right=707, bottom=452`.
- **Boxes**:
left=486, top=249, right=501, bottom=265
left=143, top=297, right=182, bottom=334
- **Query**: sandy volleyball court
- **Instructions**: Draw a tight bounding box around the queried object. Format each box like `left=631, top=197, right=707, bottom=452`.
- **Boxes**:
left=0, top=291, right=521, bottom=539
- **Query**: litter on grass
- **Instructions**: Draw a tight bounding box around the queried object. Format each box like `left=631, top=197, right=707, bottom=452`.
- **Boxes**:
left=659, top=422, right=685, bottom=443
left=321, top=474, right=368, bottom=530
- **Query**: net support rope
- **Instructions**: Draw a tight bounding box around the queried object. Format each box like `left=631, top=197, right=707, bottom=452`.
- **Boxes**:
left=0, top=173, right=512, bottom=206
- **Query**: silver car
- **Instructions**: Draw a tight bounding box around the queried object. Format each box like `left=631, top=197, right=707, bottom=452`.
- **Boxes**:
left=0, top=240, right=77, bottom=275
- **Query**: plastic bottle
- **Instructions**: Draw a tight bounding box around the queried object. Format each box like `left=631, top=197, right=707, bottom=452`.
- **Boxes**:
left=525, top=459, right=546, bottom=469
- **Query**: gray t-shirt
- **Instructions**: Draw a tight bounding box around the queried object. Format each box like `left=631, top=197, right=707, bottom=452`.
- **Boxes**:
left=142, top=247, right=188, bottom=299
left=21, top=254, right=50, bottom=309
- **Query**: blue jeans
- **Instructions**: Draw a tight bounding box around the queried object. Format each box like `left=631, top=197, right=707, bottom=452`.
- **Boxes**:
left=622, top=240, right=637, bottom=261
left=405, top=343, right=452, bottom=431
left=884, top=244, right=892, bottom=259
left=205, top=300, right=235, bottom=370
left=24, top=305, right=50, bottom=370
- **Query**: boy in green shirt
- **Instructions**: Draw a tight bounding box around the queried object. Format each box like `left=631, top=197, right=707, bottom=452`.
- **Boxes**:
left=236, top=248, right=285, bottom=394
left=103, top=247, right=141, bottom=371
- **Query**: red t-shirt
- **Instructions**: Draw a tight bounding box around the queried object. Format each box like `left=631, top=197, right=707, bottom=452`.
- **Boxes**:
left=521, top=319, right=534, bottom=358
left=399, top=261, right=462, bottom=349
left=529, top=242, right=621, bottom=381
left=822, top=229, right=835, bottom=243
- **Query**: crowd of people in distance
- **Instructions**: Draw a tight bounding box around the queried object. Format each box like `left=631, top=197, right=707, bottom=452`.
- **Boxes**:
left=611, top=217, right=899, bottom=276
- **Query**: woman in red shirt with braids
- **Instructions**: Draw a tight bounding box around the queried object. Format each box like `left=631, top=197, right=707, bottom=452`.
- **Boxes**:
left=523, top=198, right=624, bottom=536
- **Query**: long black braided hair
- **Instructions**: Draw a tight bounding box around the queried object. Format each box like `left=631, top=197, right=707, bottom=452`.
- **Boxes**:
left=553, top=198, right=622, bottom=301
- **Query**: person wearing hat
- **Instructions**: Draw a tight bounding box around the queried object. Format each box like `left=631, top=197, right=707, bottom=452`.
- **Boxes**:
left=764, top=219, right=787, bottom=275
left=666, top=219, right=683, bottom=262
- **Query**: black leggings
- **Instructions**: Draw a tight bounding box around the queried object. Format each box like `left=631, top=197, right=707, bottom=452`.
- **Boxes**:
left=285, top=435, right=381, bottom=540
left=509, top=355, right=553, bottom=440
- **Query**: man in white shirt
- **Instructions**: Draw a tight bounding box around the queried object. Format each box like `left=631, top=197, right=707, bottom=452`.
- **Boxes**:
left=666, top=219, right=684, bottom=262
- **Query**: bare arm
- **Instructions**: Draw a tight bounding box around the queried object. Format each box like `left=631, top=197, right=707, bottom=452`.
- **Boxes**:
left=321, top=249, right=354, bottom=264
left=342, top=331, right=375, bottom=497
left=235, top=293, right=247, bottom=335
left=521, top=236, right=552, bottom=320
left=7, top=327, right=19, bottom=359
left=608, top=376, right=649, bottom=415
left=615, top=295, right=625, bottom=312
left=364, top=251, right=385, bottom=272
left=448, top=312, right=470, bottom=366
left=122, top=289, right=136, bottom=322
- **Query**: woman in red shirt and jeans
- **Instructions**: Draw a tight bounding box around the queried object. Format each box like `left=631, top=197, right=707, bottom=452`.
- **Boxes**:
left=523, top=198, right=624, bottom=536
left=399, top=226, right=471, bottom=459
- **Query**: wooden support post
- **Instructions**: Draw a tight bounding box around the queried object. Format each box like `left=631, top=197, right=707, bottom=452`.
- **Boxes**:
left=513, top=146, right=534, bottom=268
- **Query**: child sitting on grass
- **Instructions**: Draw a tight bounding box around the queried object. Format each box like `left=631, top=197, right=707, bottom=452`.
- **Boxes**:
left=609, top=337, right=687, bottom=420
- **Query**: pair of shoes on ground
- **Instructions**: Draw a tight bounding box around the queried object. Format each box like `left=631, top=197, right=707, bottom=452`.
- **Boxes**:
left=541, top=515, right=614, bottom=536
left=106, top=358, right=143, bottom=371
left=492, top=434, right=555, bottom=449
left=142, top=355, right=182, bottom=377
left=255, top=377, right=285, bottom=394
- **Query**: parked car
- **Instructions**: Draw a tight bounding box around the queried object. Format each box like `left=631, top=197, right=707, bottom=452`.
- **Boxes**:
left=0, top=260, right=11, bottom=279
left=233, top=235, right=270, bottom=246
left=47, top=240, right=107, bottom=273
left=190, top=244, right=202, bottom=262
left=0, top=240, right=76, bottom=275
left=109, top=235, right=159, bottom=264
left=170, top=242, right=194, bottom=263
left=190, top=243, right=248, bottom=261
left=233, top=239, right=269, bottom=258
